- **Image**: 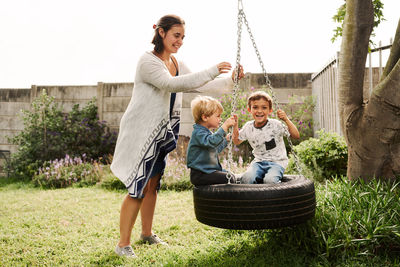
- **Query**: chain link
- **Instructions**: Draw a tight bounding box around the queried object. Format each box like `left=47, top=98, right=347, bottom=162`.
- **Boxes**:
left=240, top=11, right=302, bottom=173
left=226, top=0, right=303, bottom=178
left=226, top=6, right=244, bottom=183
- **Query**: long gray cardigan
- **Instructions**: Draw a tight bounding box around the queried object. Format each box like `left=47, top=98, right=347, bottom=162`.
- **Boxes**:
left=111, top=51, right=233, bottom=198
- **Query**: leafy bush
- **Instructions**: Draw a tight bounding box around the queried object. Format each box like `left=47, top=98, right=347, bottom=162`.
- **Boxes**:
left=33, top=154, right=102, bottom=188
left=8, top=90, right=117, bottom=179
left=286, top=129, right=348, bottom=181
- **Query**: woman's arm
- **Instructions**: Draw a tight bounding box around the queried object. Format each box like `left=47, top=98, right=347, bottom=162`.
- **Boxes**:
left=179, top=61, right=234, bottom=93
left=139, top=58, right=220, bottom=93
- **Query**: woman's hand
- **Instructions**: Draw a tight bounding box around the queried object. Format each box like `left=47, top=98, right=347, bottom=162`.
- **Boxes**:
left=231, top=64, right=244, bottom=81
left=217, top=62, right=232, bottom=74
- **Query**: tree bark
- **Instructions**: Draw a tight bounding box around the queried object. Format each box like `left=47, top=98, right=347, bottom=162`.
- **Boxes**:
left=338, top=0, right=400, bottom=181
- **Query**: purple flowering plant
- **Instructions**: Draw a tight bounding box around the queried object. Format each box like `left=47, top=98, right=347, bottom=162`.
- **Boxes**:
left=33, top=154, right=103, bottom=188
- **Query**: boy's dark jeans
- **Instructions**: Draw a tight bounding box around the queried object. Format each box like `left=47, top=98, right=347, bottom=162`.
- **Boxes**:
left=190, top=168, right=230, bottom=186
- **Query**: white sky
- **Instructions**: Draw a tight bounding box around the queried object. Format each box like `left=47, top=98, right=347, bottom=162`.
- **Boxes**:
left=0, top=0, right=398, bottom=88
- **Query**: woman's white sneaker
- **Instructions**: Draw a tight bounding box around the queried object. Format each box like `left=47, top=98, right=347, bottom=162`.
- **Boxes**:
left=115, top=245, right=137, bottom=258
left=140, top=234, right=168, bottom=245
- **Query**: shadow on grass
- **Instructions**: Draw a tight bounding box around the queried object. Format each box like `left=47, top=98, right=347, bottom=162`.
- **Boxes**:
left=180, top=223, right=400, bottom=267
left=189, top=241, right=312, bottom=267
left=183, top=226, right=319, bottom=267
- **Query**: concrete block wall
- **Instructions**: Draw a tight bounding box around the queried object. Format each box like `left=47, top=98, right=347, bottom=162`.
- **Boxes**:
left=0, top=89, right=31, bottom=175
left=0, top=89, right=31, bottom=153
left=97, top=82, right=133, bottom=133
left=0, top=72, right=312, bottom=175
left=242, top=73, right=313, bottom=103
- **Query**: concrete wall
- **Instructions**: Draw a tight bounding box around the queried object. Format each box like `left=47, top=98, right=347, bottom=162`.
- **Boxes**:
left=0, top=72, right=312, bottom=175
left=97, top=82, right=133, bottom=133
left=0, top=89, right=31, bottom=175
left=0, top=89, right=31, bottom=153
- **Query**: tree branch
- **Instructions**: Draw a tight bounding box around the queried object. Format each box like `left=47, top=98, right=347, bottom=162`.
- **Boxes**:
left=381, top=19, right=400, bottom=80
left=338, top=0, right=374, bottom=135
left=374, top=55, right=400, bottom=109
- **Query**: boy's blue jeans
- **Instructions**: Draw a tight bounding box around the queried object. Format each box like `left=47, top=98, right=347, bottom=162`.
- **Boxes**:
left=241, top=161, right=284, bottom=184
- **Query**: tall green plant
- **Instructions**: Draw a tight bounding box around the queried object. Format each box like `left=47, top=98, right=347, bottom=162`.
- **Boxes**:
left=9, top=91, right=64, bottom=178
left=266, top=177, right=400, bottom=262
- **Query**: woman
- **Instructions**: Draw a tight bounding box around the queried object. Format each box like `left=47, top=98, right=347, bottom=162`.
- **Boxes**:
left=111, top=14, right=244, bottom=257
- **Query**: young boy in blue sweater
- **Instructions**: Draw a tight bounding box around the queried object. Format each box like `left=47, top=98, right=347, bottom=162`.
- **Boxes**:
left=186, top=95, right=237, bottom=186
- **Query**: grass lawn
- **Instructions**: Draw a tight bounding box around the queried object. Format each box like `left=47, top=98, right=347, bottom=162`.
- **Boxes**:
left=0, top=180, right=399, bottom=266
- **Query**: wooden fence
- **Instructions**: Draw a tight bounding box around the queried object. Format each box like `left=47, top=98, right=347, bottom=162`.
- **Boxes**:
left=311, top=40, right=393, bottom=136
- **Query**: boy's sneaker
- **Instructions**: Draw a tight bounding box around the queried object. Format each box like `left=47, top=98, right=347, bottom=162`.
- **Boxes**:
left=115, top=245, right=137, bottom=258
left=140, top=234, right=168, bottom=245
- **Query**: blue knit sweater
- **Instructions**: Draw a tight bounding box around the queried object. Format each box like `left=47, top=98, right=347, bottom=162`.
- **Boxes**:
left=186, top=124, right=227, bottom=173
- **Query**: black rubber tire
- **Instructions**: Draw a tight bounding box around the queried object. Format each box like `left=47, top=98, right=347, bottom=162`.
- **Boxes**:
left=193, top=175, right=316, bottom=230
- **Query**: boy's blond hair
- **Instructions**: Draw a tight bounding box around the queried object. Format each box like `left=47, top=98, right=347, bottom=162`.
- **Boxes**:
left=191, top=95, right=223, bottom=124
left=247, top=91, right=273, bottom=109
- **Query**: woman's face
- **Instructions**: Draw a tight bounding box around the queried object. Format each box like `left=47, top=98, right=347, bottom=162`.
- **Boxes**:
left=161, top=24, right=185, bottom=54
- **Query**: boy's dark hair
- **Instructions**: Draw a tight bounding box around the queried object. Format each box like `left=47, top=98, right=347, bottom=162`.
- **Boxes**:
left=247, top=91, right=273, bottom=109
left=152, top=15, right=185, bottom=54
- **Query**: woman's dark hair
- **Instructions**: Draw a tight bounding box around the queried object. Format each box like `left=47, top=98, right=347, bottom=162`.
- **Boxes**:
left=152, top=15, right=185, bottom=54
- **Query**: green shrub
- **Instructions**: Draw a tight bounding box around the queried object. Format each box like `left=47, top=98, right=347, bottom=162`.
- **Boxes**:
left=286, top=129, right=348, bottom=181
left=8, top=90, right=117, bottom=179
left=33, top=154, right=102, bottom=188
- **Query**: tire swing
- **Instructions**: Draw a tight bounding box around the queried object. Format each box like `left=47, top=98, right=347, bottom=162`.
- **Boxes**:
left=193, top=0, right=316, bottom=230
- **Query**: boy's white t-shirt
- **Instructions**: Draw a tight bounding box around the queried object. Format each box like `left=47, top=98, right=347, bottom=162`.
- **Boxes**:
left=239, top=119, right=290, bottom=168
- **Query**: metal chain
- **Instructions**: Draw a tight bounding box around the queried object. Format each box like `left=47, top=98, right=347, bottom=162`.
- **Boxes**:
left=226, top=6, right=244, bottom=184
left=241, top=10, right=302, bottom=174
left=226, top=0, right=303, bottom=177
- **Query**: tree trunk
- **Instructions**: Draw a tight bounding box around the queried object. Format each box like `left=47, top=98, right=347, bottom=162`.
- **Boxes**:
left=338, top=0, right=400, bottom=181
